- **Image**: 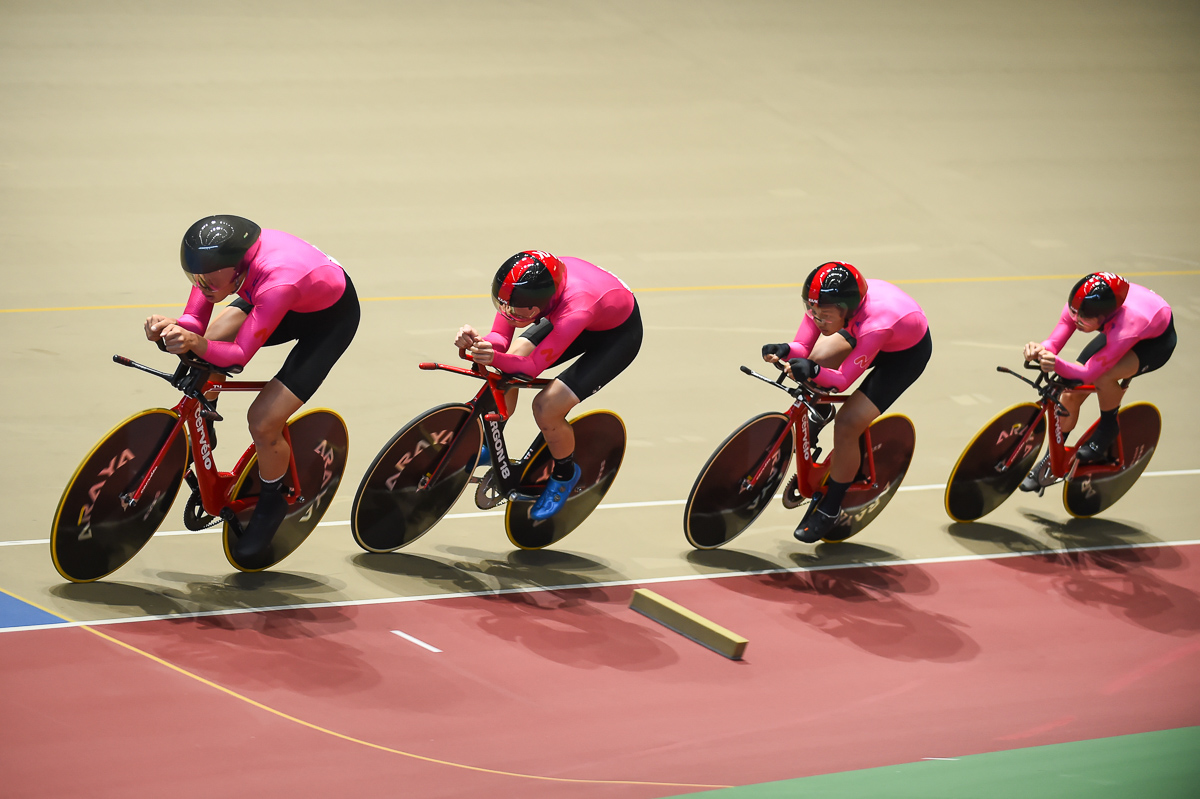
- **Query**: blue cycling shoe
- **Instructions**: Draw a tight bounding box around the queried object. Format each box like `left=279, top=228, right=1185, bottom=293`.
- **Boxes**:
left=530, top=464, right=582, bottom=520
left=477, top=444, right=491, bottom=468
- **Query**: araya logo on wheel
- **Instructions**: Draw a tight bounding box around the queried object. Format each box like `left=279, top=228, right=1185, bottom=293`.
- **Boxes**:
left=740, top=448, right=782, bottom=497
left=844, top=492, right=884, bottom=524
left=76, top=449, right=137, bottom=540
left=384, top=429, right=454, bottom=490
left=300, top=439, right=339, bottom=524
left=314, top=440, right=336, bottom=491
left=995, top=422, right=1026, bottom=446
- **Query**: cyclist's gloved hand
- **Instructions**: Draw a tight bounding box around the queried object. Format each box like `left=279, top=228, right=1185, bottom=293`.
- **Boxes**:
left=762, top=343, right=791, bottom=361
left=789, top=357, right=821, bottom=381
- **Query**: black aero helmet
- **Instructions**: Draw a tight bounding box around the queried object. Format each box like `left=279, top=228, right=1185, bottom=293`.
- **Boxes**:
left=1068, top=272, right=1129, bottom=319
left=803, top=261, right=868, bottom=317
left=180, top=215, right=261, bottom=276
left=491, top=250, right=567, bottom=322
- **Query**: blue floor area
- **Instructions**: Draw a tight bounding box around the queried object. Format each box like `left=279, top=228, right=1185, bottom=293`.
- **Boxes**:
left=0, top=590, right=67, bottom=629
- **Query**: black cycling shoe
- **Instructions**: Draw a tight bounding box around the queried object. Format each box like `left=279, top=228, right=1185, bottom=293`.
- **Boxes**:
left=1076, top=424, right=1119, bottom=464
left=1018, top=454, right=1057, bottom=496
left=794, top=506, right=840, bottom=544
left=233, top=485, right=288, bottom=561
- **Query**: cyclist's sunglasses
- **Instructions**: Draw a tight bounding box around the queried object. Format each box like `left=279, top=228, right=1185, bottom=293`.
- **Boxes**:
left=185, top=267, right=236, bottom=292
left=805, top=302, right=842, bottom=323
left=499, top=303, right=540, bottom=324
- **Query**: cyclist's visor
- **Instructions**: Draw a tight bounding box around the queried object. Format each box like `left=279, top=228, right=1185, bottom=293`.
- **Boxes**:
left=184, top=266, right=238, bottom=293
left=497, top=303, right=540, bottom=326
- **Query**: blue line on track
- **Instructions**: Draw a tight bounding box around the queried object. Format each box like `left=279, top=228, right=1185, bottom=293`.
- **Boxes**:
left=0, top=591, right=66, bottom=629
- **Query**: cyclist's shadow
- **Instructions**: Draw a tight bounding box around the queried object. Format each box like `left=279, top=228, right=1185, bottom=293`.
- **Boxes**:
left=945, top=520, right=1058, bottom=575
left=50, top=571, right=385, bottom=696
left=1020, top=512, right=1200, bottom=635
left=51, top=569, right=348, bottom=621
left=687, top=546, right=977, bottom=663
left=51, top=580, right=192, bottom=618
left=351, top=551, right=495, bottom=595
left=446, top=545, right=624, bottom=600
left=1023, top=512, right=1165, bottom=552
left=434, top=546, right=678, bottom=671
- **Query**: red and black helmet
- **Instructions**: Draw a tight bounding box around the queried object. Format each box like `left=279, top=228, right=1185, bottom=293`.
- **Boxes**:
left=803, top=262, right=868, bottom=317
left=1068, top=272, right=1129, bottom=319
left=491, top=250, right=567, bottom=322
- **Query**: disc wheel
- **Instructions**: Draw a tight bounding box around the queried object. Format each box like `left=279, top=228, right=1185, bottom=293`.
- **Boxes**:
left=224, top=409, right=349, bottom=571
left=51, top=409, right=187, bottom=582
left=944, top=403, right=1045, bottom=523
left=684, top=412, right=794, bottom=550
left=505, top=410, right=626, bottom=550
left=818, top=414, right=916, bottom=543
left=1064, top=402, right=1161, bottom=518
left=350, top=404, right=482, bottom=553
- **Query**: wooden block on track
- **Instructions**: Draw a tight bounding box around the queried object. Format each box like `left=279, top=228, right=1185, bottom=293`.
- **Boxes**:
left=630, top=588, right=748, bottom=660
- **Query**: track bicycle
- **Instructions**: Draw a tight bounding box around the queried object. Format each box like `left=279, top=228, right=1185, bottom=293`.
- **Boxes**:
left=351, top=356, right=626, bottom=552
left=944, top=363, right=1160, bottom=522
left=51, top=348, right=349, bottom=581
left=684, top=365, right=916, bottom=549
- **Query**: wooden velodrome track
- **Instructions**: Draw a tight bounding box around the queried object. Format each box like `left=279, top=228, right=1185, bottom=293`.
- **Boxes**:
left=2, top=2, right=1198, bottom=796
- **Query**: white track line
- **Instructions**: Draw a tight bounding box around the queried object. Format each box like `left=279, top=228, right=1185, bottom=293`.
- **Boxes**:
left=390, top=630, right=442, bottom=653
left=4, top=538, right=1199, bottom=634
left=6, top=469, right=1199, bottom=549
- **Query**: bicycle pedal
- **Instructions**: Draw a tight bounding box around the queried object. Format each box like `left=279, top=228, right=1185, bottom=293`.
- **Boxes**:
left=219, top=507, right=245, bottom=536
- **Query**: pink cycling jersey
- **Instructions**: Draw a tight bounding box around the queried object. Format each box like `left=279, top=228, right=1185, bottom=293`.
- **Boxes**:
left=176, top=229, right=346, bottom=368
left=788, top=279, right=928, bottom=393
left=484, top=257, right=635, bottom=376
left=1040, top=283, right=1171, bottom=382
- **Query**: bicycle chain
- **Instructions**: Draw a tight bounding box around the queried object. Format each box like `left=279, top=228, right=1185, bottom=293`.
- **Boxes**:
left=182, top=489, right=222, bottom=530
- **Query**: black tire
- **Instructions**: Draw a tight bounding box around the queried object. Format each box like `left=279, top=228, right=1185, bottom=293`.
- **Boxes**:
left=223, top=409, right=350, bottom=571
left=350, top=404, right=482, bottom=553
left=51, top=409, right=187, bottom=582
left=684, top=413, right=794, bottom=550
left=1064, top=402, right=1161, bottom=518
left=944, top=403, right=1045, bottom=523
left=505, top=410, right=626, bottom=550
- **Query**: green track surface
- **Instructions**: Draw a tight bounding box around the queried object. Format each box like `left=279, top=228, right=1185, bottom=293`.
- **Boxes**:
left=680, top=727, right=1200, bottom=799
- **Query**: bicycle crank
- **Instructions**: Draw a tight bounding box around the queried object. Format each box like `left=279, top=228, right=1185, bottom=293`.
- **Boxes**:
left=474, top=469, right=505, bottom=509
left=183, top=489, right=221, bottom=530
left=781, top=474, right=808, bottom=510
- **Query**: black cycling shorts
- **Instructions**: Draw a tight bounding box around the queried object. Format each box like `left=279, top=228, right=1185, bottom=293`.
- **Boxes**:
left=857, top=327, right=932, bottom=413
left=519, top=300, right=643, bottom=400
left=229, top=272, right=360, bottom=402
left=1077, top=314, right=1176, bottom=379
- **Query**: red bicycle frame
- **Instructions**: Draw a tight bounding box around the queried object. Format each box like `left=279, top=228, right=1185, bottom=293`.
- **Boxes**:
left=995, top=379, right=1134, bottom=481
left=122, top=377, right=301, bottom=517
left=742, top=392, right=880, bottom=497
left=412, top=358, right=551, bottom=492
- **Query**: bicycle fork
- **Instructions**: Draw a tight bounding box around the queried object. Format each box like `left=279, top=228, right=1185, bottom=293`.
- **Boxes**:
left=119, top=414, right=186, bottom=511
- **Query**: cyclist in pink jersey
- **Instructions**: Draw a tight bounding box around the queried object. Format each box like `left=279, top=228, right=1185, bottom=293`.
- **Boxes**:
left=761, top=262, right=931, bottom=543
left=1019, top=272, right=1175, bottom=494
left=454, top=251, right=642, bottom=520
left=144, top=216, right=360, bottom=559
